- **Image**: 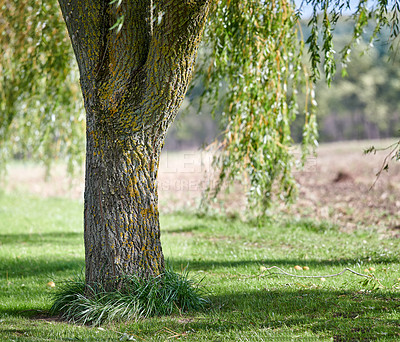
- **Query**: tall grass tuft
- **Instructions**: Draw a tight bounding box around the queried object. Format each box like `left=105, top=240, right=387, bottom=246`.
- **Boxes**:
left=49, top=267, right=209, bottom=325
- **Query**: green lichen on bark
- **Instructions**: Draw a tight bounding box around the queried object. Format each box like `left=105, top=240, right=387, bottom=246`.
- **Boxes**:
left=58, top=0, right=211, bottom=286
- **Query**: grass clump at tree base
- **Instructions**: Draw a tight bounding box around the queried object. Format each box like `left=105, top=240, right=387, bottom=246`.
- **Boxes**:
left=50, top=267, right=209, bottom=325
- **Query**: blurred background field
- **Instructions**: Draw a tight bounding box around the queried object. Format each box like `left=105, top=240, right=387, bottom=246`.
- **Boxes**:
left=3, top=139, right=400, bottom=235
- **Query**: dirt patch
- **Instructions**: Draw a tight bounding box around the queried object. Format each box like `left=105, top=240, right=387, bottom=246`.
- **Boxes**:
left=30, top=313, right=64, bottom=323
left=332, top=171, right=354, bottom=183
left=285, top=140, right=400, bottom=233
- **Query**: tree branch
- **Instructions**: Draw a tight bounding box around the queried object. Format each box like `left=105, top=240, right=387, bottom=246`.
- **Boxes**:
left=57, top=0, right=105, bottom=79
left=58, top=0, right=153, bottom=85
left=140, top=0, right=212, bottom=131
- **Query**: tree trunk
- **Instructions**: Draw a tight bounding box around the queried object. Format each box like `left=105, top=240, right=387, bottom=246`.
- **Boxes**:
left=84, top=123, right=165, bottom=284
left=58, top=0, right=211, bottom=288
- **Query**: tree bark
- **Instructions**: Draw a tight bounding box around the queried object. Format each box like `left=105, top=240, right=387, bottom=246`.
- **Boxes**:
left=58, top=0, right=211, bottom=288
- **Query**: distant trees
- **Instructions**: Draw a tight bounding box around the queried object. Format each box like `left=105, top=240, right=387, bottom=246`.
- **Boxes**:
left=287, top=19, right=400, bottom=143
left=171, top=30, right=400, bottom=147
left=317, top=41, right=400, bottom=141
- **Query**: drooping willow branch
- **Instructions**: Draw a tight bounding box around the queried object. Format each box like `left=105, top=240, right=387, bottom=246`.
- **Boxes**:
left=364, top=140, right=400, bottom=190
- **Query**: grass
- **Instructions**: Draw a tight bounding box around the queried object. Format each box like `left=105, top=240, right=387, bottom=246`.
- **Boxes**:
left=50, top=268, right=209, bottom=325
left=1, top=191, right=400, bottom=341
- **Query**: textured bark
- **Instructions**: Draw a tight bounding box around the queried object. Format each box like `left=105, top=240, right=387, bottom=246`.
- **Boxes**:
left=58, top=0, right=211, bottom=288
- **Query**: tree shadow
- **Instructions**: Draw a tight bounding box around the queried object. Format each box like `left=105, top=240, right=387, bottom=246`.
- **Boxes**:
left=0, top=254, right=84, bottom=318
left=168, top=255, right=398, bottom=271
left=129, top=288, right=400, bottom=341
left=1, top=253, right=398, bottom=340
left=162, top=225, right=204, bottom=234
left=0, top=232, right=82, bottom=246
left=202, top=288, right=400, bottom=340
left=0, top=256, right=84, bottom=278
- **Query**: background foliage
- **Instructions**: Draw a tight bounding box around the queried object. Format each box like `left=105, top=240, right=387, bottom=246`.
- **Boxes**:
left=0, top=0, right=84, bottom=174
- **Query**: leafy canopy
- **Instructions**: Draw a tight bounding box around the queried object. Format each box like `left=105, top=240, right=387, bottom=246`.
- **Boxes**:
left=0, top=0, right=399, bottom=212
left=197, top=0, right=400, bottom=213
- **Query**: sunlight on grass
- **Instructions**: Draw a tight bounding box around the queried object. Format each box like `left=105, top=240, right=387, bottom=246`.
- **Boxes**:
left=1, top=191, right=400, bottom=341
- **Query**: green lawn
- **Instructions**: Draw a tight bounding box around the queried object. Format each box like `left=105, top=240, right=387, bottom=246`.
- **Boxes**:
left=1, top=191, right=400, bottom=341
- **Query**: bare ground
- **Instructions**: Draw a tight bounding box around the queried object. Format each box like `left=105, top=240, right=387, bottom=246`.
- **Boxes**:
left=2, top=139, right=399, bottom=233
left=287, top=140, right=400, bottom=234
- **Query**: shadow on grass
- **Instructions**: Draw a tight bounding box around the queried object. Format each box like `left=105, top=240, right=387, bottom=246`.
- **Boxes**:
left=1, top=257, right=399, bottom=340
left=0, top=232, right=82, bottom=246
left=169, top=255, right=399, bottom=271
left=162, top=225, right=204, bottom=234
left=0, top=255, right=84, bottom=318
left=205, top=288, right=400, bottom=340
left=0, top=256, right=84, bottom=278
left=125, top=288, right=400, bottom=341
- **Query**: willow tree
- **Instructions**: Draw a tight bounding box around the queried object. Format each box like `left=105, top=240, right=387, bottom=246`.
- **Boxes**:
left=56, top=0, right=213, bottom=285
left=1, top=0, right=399, bottom=292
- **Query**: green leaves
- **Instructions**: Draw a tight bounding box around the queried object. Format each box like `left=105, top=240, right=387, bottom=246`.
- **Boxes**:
left=198, top=0, right=318, bottom=214
left=0, top=0, right=85, bottom=174
left=109, top=0, right=123, bottom=7
left=109, top=15, right=125, bottom=34
left=1, top=0, right=399, bottom=214
left=197, top=0, right=400, bottom=214
left=303, top=0, right=400, bottom=81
